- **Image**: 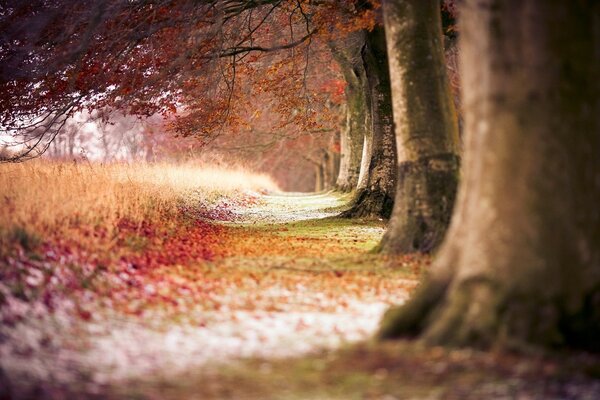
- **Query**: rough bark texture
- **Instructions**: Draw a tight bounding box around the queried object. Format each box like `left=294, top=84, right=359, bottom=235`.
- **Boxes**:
left=380, top=0, right=460, bottom=253
left=379, top=0, right=600, bottom=351
left=341, top=25, right=397, bottom=219
left=330, top=33, right=368, bottom=192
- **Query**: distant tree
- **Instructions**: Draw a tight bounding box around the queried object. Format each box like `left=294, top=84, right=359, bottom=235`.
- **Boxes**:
left=329, top=30, right=368, bottom=192
left=340, top=21, right=396, bottom=219
left=46, top=118, right=92, bottom=160
left=329, top=3, right=397, bottom=219
left=379, top=0, right=600, bottom=351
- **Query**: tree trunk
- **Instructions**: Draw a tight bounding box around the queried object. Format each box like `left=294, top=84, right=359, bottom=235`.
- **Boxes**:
left=341, top=25, right=397, bottom=219
left=336, top=100, right=366, bottom=191
left=357, top=130, right=372, bottom=191
left=327, top=148, right=340, bottom=190
left=330, top=33, right=368, bottom=192
left=379, top=0, right=460, bottom=253
left=378, top=0, right=600, bottom=351
left=321, top=150, right=337, bottom=191
left=67, top=129, right=76, bottom=158
left=314, top=163, right=324, bottom=192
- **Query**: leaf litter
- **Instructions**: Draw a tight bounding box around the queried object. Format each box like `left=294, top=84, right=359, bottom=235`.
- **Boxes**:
left=0, top=192, right=425, bottom=396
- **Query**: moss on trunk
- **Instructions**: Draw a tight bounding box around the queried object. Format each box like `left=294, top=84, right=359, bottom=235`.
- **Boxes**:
left=382, top=153, right=459, bottom=252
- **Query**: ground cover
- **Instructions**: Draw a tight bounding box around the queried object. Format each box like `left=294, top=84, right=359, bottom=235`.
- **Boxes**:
left=1, top=162, right=597, bottom=399
left=1, top=161, right=427, bottom=399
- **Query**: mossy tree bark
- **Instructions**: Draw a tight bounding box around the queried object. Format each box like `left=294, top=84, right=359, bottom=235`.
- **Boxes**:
left=378, top=0, right=600, bottom=351
left=380, top=0, right=460, bottom=253
left=329, top=32, right=369, bottom=192
left=341, top=24, right=397, bottom=219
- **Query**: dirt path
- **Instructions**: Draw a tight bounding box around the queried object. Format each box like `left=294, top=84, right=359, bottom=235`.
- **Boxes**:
left=3, top=192, right=599, bottom=400
left=74, top=193, right=415, bottom=380
left=1, top=192, right=422, bottom=398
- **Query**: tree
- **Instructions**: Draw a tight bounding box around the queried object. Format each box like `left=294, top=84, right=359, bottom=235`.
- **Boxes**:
left=329, top=31, right=368, bottom=192
left=379, top=0, right=460, bottom=253
left=341, top=23, right=397, bottom=219
left=379, top=0, right=600, bottom=351
left=328, top=3, right=398, bottom=219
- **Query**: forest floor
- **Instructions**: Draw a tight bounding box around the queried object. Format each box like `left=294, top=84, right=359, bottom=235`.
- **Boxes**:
left=1, top=164, right=600, bottom=399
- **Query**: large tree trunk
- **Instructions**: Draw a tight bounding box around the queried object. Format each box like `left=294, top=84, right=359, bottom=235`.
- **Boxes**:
left=378, top=0, right=600, bottom=351
left=330, top=33, right=368, bottom=192
left=341, top=25, right=397, bottom=219
left=379, top=0, right=460, bottom=253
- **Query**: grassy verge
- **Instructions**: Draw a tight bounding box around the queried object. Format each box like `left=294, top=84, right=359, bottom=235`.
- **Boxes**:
left=0, top=161, right=278, bottom=253
left=0, top=161, right=280, bottom=322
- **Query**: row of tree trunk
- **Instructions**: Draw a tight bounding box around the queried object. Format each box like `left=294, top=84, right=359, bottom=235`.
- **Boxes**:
left=330, top=0, right=599, bottom=351
left=330, top=0, right=459, bottom=253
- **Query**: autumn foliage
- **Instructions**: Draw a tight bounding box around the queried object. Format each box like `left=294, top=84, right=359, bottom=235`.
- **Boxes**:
left=0, top=0, right=382, bottom=161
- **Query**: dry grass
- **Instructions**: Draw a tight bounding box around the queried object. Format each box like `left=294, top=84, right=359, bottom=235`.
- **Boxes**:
left=0, top=160, right=279, bottom=248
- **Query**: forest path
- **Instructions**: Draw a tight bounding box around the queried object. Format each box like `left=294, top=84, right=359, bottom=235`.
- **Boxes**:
left=116, top=194, right=600, bottom=400
left=4, top=191, right=599, bottom=400
left=78, top=192, right=416, bottom=381
left=89, top=192, right=418, bottom=376
left=228, top=191, right=349, bottom=223
left=2, top=191, right=422, bottom=398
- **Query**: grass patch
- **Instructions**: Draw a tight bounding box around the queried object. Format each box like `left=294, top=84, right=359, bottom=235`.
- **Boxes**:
left=254, top=217, right=386, bottom=252
left=0, top=160, right=278, bottom=252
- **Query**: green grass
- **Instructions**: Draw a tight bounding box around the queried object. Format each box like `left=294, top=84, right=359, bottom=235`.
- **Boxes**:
left=261, top=217, right=385, bottom=250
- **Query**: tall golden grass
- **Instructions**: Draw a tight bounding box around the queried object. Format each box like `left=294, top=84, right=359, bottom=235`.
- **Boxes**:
left=0, top=161, right=279, bottom=247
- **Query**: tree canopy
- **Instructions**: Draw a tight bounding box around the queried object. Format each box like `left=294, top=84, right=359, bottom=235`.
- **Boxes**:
left=1, top=0, right=379, bottom=160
